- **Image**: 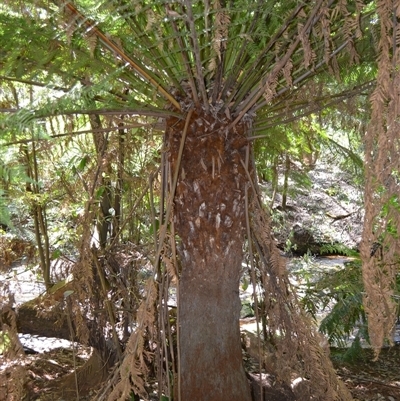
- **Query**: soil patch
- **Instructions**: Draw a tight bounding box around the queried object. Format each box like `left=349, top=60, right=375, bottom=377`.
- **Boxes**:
left=2, top=345, right=400, bottom=400
left=0, top=346, right=98, bottom=401
left=333, top=345, right=400, bottom=401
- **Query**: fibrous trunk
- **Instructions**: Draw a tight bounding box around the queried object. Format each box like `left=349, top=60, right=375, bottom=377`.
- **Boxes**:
left=166, top=108, right=252, bottom=401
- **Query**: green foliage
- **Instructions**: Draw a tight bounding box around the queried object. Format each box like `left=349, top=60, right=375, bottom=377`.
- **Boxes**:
left=288, top=169, right=313, bottom=193
left=319, top=243, right=359, bottom=257
left=0, top=191, right=11, bottom=227
left=0, top=331, right=11, bottom=355
left=297, top=258, right=371, bottom=347
left=330, top=336, right=367, bottom=364
left=319, top=284, right=367, bottom=347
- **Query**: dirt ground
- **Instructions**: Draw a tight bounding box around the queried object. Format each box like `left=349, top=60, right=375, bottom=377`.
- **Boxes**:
left=332, top=345, right=400, bottom=401
left=1, top=344, right=400, bottom=400
left=0, top=346, right=94, bottom=401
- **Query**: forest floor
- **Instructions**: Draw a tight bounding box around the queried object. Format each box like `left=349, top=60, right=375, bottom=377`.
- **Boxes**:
left=1, top=344, right=400, bottom=400
left=2, top=259, right=400, bottom=400
left=333, top=345, right=400, bottom=401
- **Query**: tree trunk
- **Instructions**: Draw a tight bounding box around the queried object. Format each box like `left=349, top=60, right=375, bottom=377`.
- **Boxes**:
left=270, top=155, right=279, bottom=208
left=282, top=152, right=290, bottom=211
left=111, top=122, right=126, bottom=242
left=90, top=113, right=113, bottom=248
left=23, top=144, right=51, bottom=289
left=167, top=109, right=252, bottom=401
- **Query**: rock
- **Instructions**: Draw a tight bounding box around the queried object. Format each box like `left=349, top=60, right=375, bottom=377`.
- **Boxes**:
left=248, top=372, right=297, bottom=401
left=290, top=224, right=319, bottom=255
left=291, top=377, right=311, bottom=400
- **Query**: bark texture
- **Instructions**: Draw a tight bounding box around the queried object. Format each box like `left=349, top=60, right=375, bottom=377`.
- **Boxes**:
left=167, top=109, right=252, bottom=401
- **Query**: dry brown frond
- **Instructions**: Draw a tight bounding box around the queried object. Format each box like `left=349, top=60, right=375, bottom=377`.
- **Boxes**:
left=162, top=252, right=178, bottom=285
left=85, top=31, right=98, bottom=58
left=360, top=0, right=400, bottom=359
left=263, top=76, right=279, bottom=104
left=105, top=278, right=158, bottom=401
left=319, top=5, right=338, bottom=77
left=251, top=199, right=353, bottom=401
left=298, top=23, right=316, bottom=68
left=60, top=4, right=78, bottom=46
left=282, top=58, right=293, bottom=87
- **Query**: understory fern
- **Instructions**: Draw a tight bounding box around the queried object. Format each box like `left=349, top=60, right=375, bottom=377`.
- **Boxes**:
left=318, top=284, right=368, bottom=347
left=319, top=243, right=359, bottom=257
left=298, top=259, right=370, bottom=348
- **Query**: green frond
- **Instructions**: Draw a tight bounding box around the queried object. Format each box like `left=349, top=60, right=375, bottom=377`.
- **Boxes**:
left=319, top=290, right=366, bottom=347
left=0, top=192, right=11, bottom=227
left=299, top=259, right=371, bottom=348
left=1, top=0, right=377, bottom=138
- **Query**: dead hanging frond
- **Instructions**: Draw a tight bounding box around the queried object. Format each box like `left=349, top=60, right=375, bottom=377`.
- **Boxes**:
left=319, top=4, right=340, bottom=78
left=282, top=58, right=293, bottom=87
left=298, top=23, right=316, bottom=69
left=208, top=0, right=230, bottom=80
left=104, top=278, right=158, bottom=401
left=162, top=250, right=179, bottom=285
left=85, top=29, right=98, bottom=58
left=341, top=2, right=361, bottom=64
left=250, top=198, right=352, bottom=401
left=262, top=76, right=279, bottom=104
left=60, top=4, right=78, bottom=46
left=360, top=0, right=400, bottom=359
left=98, top=115, right=187, bottom=400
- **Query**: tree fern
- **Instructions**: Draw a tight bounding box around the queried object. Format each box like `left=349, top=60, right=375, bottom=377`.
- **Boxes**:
left=0, top=1, right=385, bottom=400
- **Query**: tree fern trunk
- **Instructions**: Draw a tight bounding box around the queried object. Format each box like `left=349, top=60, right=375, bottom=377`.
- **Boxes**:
left=23, top=144, right=52, bottom=289
left=282, top=152, right=291, bottom=210
left=90, top=113, right=113, bottom=248
left=167, top=109, right=252, bottom=401
left=270, top=155, right=279, bottom=207
left=111, top=122, right=126, bottom=242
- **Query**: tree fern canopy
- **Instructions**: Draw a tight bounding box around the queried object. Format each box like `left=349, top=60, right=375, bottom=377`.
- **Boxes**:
left=1, top=0, right=377, bottom=140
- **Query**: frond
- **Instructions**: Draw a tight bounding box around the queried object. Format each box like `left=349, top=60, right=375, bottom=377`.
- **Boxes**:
left=360, top=0, right=400, bottom=356
left=1, top=0, right=375, bottom=136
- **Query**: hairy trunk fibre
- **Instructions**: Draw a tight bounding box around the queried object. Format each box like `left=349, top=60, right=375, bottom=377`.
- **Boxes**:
left=167, top=109, right=252, bottom=401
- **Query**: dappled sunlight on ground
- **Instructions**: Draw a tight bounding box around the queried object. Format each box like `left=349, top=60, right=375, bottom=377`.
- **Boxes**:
left=333, top=345, right=400, bottom=401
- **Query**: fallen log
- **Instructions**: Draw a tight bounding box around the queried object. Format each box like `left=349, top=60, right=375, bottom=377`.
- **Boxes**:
left=12, top=278, right=76, bottom=341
